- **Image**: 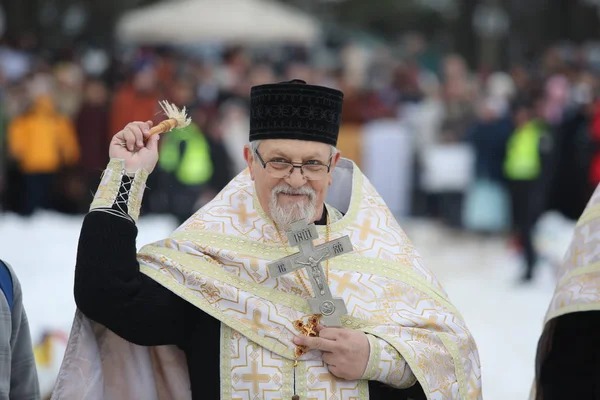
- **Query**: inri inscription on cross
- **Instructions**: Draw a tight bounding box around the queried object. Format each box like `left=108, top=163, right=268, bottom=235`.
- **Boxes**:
left=267, top=219, right=354, bottom=326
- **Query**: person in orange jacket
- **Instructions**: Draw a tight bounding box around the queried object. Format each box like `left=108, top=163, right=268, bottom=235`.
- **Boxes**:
left=109, top=61, right=161, bottom=142
left=7, top=94, right=80, bottom=215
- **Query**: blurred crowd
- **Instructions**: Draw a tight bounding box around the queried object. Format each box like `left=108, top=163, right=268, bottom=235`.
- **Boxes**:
left=1, top=37, right=600, bottom=281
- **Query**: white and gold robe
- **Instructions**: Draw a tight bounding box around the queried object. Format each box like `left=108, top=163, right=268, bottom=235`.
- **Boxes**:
left=52, top=158, right=482, bottom=400
left=531, top=184, right=600, bottom=399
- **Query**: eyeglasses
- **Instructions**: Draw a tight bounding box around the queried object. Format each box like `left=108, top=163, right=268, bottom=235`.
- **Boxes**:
left=254, top=150, right=332, bottom=181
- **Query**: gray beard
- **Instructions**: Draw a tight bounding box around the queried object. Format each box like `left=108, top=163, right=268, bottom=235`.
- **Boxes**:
left=268, top=184, right=317, bottom=231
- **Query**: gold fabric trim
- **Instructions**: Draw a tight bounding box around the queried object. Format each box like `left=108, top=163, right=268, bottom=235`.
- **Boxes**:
left=89, top=158, right=149, bottom=222
left=359, top=380, right=369, bottom=398
left=141, top=265, right=299, bottom=359
left=557, top=260, right=600, bottom=287
left=128, top=168, right=149, bottom=222
left=166, top=231, right=458, bottom=316
left=542, top=183, right=600, bottom=326
left=384, top=343, right=418, bottom=389
left=282, top=359, right=294, bottom=399
left=362, top=334, right=381, bottom=380
left=139, top=243, right=457, bottom=337
left=90, top=159, right=124, bottom=210
left=362, top=329, right=426, bottom=392
left=363, top=334, right=417, bottom=389
left=439, top=332, right=469, bottom=398
left=334, top=256, right=460, bottom=317
left=325, top=203, right=344, bottom=224
left=139, top=246, right=312, bottom=313
left=295, top=361, right=308, bottom=399
left=546, top=302, right=600, bottom=322
left=576, top=204, right=600, bottom=227
left=140, top=259, right=374, bottom=359
left=220, top=324, right=233, bottom=399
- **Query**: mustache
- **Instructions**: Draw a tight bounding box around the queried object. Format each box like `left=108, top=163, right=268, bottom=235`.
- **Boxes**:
left=272, top=184, right=315, bottom=198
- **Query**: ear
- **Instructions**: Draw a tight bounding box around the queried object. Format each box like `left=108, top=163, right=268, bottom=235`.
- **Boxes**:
left=328, top=151, right=342, bottom=186
left=243, top=145, right=256, bottom=180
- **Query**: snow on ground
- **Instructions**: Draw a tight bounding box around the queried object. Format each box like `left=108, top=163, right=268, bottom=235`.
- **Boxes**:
left=401, top=219, right=558, bottom=400
left=0, top=211, right=179, bottom=396
left=0, top=211, right=564, bottom=399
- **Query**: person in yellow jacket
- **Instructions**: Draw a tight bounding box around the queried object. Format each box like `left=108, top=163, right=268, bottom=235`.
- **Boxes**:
left=7, top=94, right=80, bottom=215
left=504, top=99, right=553, bottom=282
left=154, top=121, right=214, bottom=224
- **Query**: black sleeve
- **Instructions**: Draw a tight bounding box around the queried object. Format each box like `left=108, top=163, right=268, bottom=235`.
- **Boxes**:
left=537, top=311, right=600, bottom=399
left=368, top=380, right=426, bottom=400
left=74, top=211, right=190, bottom=347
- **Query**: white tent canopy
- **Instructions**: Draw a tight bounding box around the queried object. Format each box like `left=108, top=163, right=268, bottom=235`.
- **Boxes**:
left=116, top=0, right=321, bottom=46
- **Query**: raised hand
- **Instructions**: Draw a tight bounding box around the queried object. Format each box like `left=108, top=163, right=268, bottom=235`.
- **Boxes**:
left=109, top=120, right=161, bottom=174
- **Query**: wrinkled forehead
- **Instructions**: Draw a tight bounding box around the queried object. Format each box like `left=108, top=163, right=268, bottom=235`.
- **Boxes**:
left=257, top=139, right=331, bottom=158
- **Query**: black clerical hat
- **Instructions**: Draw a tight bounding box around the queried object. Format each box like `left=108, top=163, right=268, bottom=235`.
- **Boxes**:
left=249, top=79, right=344, bottom=146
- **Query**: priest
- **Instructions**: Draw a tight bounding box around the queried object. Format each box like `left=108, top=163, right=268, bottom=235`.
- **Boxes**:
left=52, top=80, right=482, bottom=399
left=532, top=184, right=600, bottom=399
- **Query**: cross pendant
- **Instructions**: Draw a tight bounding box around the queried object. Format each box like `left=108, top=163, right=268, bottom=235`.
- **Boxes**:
left=267, top=219, right=354, bottom=326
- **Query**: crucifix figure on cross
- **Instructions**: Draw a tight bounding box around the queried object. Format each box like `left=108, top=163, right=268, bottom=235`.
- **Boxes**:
left=268, top=219, right=354, bottom=326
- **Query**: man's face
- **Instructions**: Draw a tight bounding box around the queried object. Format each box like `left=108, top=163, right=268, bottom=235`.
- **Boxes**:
left=244, top=139, right=340, bottom=229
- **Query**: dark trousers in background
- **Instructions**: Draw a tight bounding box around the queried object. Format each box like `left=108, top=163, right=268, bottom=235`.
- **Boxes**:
left=410, top=156, right=465, bottom=226
left=509, top=180, right=540, bottom=280
left=411, top=190, right=464, bottom=228
left=23, top=173, right=54, bottom=216
left=146, top=170, right=206, bottom=225
left=437, top=192, right=464, bottom=228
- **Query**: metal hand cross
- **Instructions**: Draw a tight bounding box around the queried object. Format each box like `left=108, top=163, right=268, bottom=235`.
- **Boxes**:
left=267, top=219, right=354, bottom=326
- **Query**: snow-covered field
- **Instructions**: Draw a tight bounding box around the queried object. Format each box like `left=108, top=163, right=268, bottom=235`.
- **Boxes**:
left=0, top=211, right=567, bottom=399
